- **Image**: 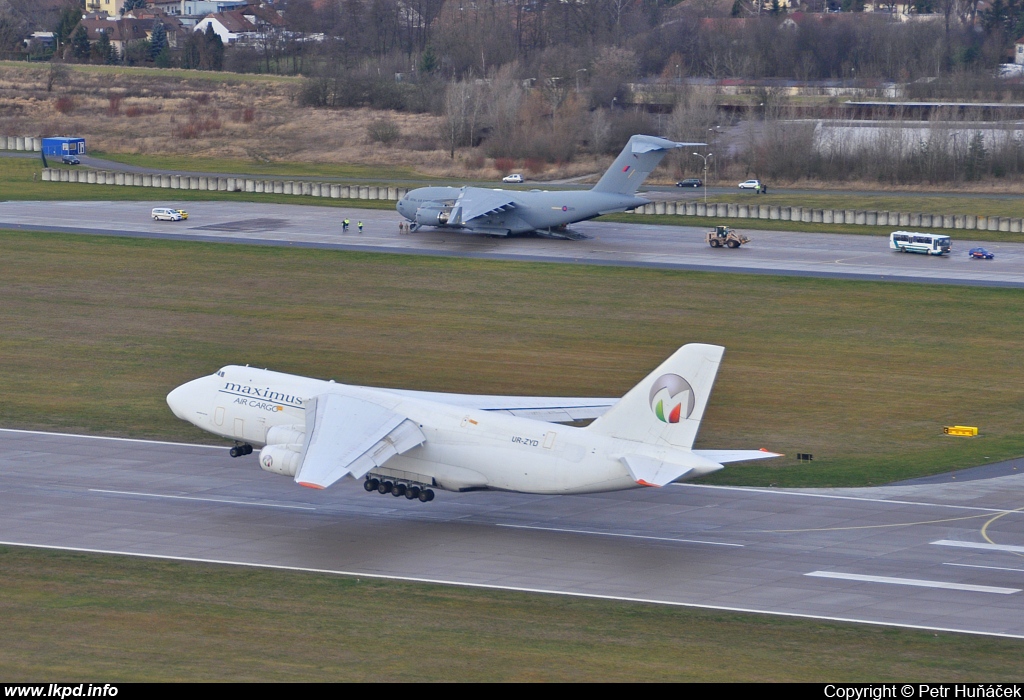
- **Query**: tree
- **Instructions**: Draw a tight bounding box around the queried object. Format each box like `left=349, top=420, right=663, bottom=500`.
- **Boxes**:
left=93, top=28, right=116, bottom=64
left=148, top=21, right=166, bottom=62
left=121, top=0, right=146, bottom=12
left=203, top=24, right=224, bottom=70
left=53, top=2, right=80, bottom=49
left=70, top=24, right=89, bottom=61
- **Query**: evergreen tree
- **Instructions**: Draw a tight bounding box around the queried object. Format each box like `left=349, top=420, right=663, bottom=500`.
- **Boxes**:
left=122, top=0, right=147, bottom=12
left=203, top=25, right=223, bottom=70
left=54, top=3, right=82, bottom=49
left=94, top=29, right=115, bottom=64
left=148, top=21, right=166, bottom=62
left=71, top=25, right=90, bottom=61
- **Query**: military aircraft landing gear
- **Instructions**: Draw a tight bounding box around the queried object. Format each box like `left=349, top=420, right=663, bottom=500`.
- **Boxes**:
left=364, top=477, right=433, bottom=502
left=229, top=443, right=253, bottom=458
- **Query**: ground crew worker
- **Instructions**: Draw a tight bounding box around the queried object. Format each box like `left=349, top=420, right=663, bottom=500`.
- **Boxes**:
left=343, top=218, right=349, bottom=231
left=357, top=221, right=363, bottom=233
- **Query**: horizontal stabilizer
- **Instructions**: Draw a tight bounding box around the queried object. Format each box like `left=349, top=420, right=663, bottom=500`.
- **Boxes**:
left=295, top=393, right=425, bottom=489
left=693, top=449, right=782, bottom=464
left=622, top=454, right=693, bottom=487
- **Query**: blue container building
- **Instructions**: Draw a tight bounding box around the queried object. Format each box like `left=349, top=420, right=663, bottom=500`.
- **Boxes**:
left=41, top=137, right=86, bottom=156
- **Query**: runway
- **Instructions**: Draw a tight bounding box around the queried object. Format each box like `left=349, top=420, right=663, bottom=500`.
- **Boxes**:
left=4, top=428, right=1024, bottom=638
left=1, top=200, right=1022, bottom=287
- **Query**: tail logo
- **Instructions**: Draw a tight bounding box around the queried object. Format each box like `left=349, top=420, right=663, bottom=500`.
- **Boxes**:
left=649, top=374, right=695, bottom=423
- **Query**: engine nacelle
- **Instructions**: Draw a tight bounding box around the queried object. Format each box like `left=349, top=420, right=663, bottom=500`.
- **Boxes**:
left=415, top=206, right=450, bottom=226
left=259, top=444, right=303, bottom=477
left=266, top=424, right=305, bottom=447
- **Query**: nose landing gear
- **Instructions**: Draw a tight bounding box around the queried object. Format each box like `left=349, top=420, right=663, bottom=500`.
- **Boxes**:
left=364, top=477, right=434, bottom=503
left=229, top=444, right=253, bottom=458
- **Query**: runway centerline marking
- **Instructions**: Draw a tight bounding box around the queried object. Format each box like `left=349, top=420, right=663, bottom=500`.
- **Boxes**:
left=805, top=571, right=1020, bottom=594
left=932, top=539, right=1024, bottom=554
left=495, top=523, right=744, bottom=547
left=89, top=489, right=316, bottom=511
left=944, top=563, right=1024, bottom=574
left=2, top=539, right=1021, bottom=639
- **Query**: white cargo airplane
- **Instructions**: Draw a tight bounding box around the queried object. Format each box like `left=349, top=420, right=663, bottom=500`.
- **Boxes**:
left=166, top=344, right=779, bottom=502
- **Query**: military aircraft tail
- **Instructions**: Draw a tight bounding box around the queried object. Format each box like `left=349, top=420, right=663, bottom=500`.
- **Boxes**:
left=586, top=343, right=724, bottom=450
left=591, top=135, right=702, bottom=196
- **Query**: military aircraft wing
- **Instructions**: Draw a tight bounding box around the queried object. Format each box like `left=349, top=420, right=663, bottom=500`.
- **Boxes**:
left=378, top=388, right=618, bottom=422
left=294, top=393, right=426, bottom=489
left=453, top=187, right=517, bottom=223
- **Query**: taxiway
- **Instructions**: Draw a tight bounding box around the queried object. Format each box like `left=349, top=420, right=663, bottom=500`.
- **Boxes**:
left=0, top=200, right=1021, bottom=287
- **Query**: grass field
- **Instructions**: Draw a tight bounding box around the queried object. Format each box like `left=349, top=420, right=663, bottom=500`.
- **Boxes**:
left=2, top=546, right=1022, bottom=682
left=708, top=191, right=1024, bottom=220
left=1, top=229, right=1022, bottom=488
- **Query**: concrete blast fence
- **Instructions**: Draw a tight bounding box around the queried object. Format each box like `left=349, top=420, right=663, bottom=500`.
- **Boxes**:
left=38, top=168, right=1022, bottom=233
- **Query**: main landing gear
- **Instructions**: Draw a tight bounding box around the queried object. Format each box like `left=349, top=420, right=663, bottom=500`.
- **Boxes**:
left=229, top=443, right=253, bottom=458
left=363, top=477, right=434, bottom=503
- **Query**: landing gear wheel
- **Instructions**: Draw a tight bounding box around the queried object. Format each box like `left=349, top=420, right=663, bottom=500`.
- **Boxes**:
left=406, top=486, right=421, bottom=500
left=363, top=479, right=377, bottom=492
left=379, top=480, right=393, bottom=495
left=242, top=444, right=253, bottom=455
left=418, top=489, right=435, bottom=502
left=229, top=446, right=241, bottom=458
left=391, top=483, right=407, bottom=497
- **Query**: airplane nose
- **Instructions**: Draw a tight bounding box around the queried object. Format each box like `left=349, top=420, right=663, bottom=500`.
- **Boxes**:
left=167, top=379, right=205, bottom=422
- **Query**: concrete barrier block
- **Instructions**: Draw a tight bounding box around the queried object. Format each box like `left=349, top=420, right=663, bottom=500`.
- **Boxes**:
left=999, top=217, right=1010, bottom=232
left=116, top=172, right=127, bottom=186
left=866, top=211, right=877, bottom=226
left=824, top=209, right=835, bottom=224
left=141, top=174, right=151, bottom=187
left=921, top=214, right=932, bottom=227
left=646, top=203, right=657, bottom=214
left=217, top=177, right=228, bottom=191
left=769, top=206, right=780, bottom=220
left=942, top=215, right=954, bottom=229
left=738, top=204, right=749, bottom=218
left=301, top=182, right=312, bottom=196
left=243, top=179, right=254, bottom=193
left=695, top=202, right=706, bottom=217
left=853, top=211, right=864, bottom=225
left=685, top=202, right=695, bottom=215
left=15, top=136, right=24, bottom=150
left=316, top=183, right=327, bottom=197
left=372, top=186, right=382, bottom=200
left=725, top=203, right=736, bottom=217
left=329, top=184, right=340, bottom=198
left=85, top=170, right=96, bottom=184
left=31, top=137, right=41, bottom=150
left=782, top=206, right=792, bottom=221
left=964, top=214, right=975, bottom=229
left=397, top=187, right=408, bottom=199
left=131, top=174, right=141, bottom=186
left=759, top=205, right=769, bottom=219
left=811, top=209, right=822, bottom=223
left=953, top=215, right=964, bottom=229
left=387, top=187, right=397, bottom=200
left=358, top=186, right=369, bottom=199
left=715, top=203, right=727, bottom=217
left=909, top=213, right=920, bottom=226
left=655, top=201, right=666, bottom=215
left=256, top=180, right=266, bottom=193
left=282, top=181, right=292, bottom=195
left=988, top=216, right=1000, bottom=231
left=41, top=168, right=51, bottom=181
left=897, top=212, right=908, bottom=226
left=272, top=181, right=282, bottom=194
left=801, top=208, right=812, bottom=223
left=59, top=169, right=69, bottom=182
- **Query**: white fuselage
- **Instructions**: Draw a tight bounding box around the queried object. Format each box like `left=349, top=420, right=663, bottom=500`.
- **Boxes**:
left=167, top=366, right=719, bottom=494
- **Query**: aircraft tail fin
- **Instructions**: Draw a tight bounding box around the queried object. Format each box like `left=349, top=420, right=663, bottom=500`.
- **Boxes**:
left=586, top=343, right=724, bottom=449
left=591, top=135, right=702, bottom=196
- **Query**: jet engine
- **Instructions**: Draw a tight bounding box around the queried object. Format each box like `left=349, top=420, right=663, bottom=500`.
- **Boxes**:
left=414, top=206, right=451, bottom=226
left=259, top=444, right=302, bottom=477
left=265, top=424, right=305, bottom=447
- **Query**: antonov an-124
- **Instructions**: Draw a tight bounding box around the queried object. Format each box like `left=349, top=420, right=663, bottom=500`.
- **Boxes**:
left=166, top=344, right=780, bottom=502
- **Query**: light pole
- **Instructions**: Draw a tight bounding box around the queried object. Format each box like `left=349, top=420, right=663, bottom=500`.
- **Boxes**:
left=693, top=152, right=712, bottom=205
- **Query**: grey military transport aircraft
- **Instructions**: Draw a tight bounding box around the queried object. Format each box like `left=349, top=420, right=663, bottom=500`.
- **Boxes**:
left=396, top=134, right=700, bottom=237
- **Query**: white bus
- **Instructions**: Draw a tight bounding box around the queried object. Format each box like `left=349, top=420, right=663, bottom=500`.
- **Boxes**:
left=890, top=231, right=951, bottom=256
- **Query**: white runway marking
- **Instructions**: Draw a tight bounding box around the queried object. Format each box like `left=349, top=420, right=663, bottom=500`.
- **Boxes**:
left=682, top=483, right=1017, bottom=514
left=1, top=539, right=1022, bottom=639
left=0, top=427, right=225, bottom=450
left=806, top=570, right=1020, bottom=594
left=932, top=540, right=1024, bottom=554
left=89, top=489, right=316, bottom=511
left=944, top=563, right=1024, bottom=574
left=495, top=523, right=744, bottom=547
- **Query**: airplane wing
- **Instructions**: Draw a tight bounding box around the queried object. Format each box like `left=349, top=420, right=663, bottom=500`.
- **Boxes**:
left=379, top=388, right=617, bottom=422
left=294, top=393, right=425, bottom=489
left=452, top=187, right=517, bottom=223
left=693, top=449, right=782, bottom=463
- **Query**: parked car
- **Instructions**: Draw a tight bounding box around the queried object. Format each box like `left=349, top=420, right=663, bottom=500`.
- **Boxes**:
left=152, top=207, right=183, bottom=221
left=738, top=179, right=762, bottom=190
left=968, top=247, right=994, bottom=259
left=175, top=209, right=189, bottom=220
left=502, top=173, right=524, bottom=184
left=676, top=178, right=703, bottom=188
left=61, top=155, right=80, bottom=165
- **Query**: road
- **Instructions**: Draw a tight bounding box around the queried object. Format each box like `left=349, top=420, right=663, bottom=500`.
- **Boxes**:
left=0, top=199, right=1020, bottom=287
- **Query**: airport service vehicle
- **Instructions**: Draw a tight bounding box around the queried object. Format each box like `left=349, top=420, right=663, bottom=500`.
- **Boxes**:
left=397, top=135, right=702, bottom=236
left=176, top=209, right=189, bottom=220
left=890, top=231, right=951, bottom=255
left=738, top=179, right=762, bottom=190
left=61, top=155, right=80, bottom=165
left=968, top=247, right=994, bottom=260
left=706, top=225, right=750, bottom=249
left=152, top=208, right=183, bottom=221
left=502, top=173, right=524, bottom=184
left=167, top=344, right=779, bottom=501
left=676, top=178, right=702, bottom=188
